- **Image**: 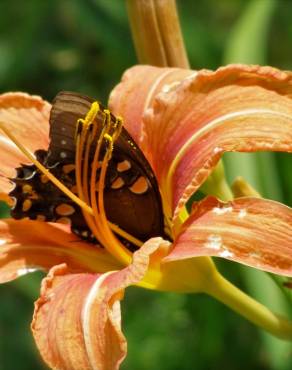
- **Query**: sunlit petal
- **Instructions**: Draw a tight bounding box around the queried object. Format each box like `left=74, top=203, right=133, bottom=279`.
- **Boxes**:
left=142, top=64, right=292, bottom=217
left=0, top=92, right=51, bottom=193
left=109, top=65, right=195, bottom=145
left=32, top=238, right=163, bottom=370
left=165, top=196, right=292, bottom=276
left=0, top=218, right=120, bottom=283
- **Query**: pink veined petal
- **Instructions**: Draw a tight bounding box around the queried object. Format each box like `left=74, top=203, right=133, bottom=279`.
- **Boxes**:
left=109, top=65, right=195, bottom=146
left=164, top=196, right=292, bottom=277
left=0, top=218, right=120, bottom=283
left=0, top=92, right=51, bottom=193
left=142, top=64, right=292, bottom=218
left=31, top=238, right=164, bottom=370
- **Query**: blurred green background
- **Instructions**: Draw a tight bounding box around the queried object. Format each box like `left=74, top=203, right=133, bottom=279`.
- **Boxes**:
left=0, top=0, right=292, bottom=369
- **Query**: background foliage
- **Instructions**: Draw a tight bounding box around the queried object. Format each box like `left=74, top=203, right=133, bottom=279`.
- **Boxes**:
left=0, top=0, right=291, bottom=369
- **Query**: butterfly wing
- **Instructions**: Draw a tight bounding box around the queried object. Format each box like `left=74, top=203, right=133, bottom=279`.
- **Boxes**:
left=10, top=91, right=165, bottom=245
left=48, top=91, right=165, bottom=242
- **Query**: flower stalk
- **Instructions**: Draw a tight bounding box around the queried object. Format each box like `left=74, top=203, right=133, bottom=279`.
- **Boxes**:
left=126, top=0, right=189, bottom=68
left=205, top=271, right=292, bottom=340
left=232, top=176, right=261, bottom=198
left=200, top=161, right=233, bottom=201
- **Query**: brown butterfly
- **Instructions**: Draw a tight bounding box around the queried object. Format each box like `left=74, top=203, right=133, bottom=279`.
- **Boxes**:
left=9, top=92, right=165, bottom=249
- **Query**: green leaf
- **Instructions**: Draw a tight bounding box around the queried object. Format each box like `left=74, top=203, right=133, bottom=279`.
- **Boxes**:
left=223, top=0, right=276, bottom=65
left=223, top=2, right=292, bottom=369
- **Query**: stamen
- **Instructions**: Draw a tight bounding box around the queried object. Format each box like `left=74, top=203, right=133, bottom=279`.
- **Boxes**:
left=74, top=101, right=100, bottom=140
left=75, top=118, right=109, bottom=249
left=75, top=104, right=142, bottom=265
left=84, top=102, right=100, bottom=126
left=88, top=110, right=133, bottom=264
left=97, top=134, right=133, bottom=263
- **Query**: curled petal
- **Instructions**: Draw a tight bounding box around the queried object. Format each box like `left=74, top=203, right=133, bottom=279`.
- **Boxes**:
left=0, top=218, right=120, bottom=283
left=109, top=65, right=195, bottom=145
left=0, top=92, right=51, bottom=193
left=142, top=64, right=292, bottom=217
left=165, top=196, right=292, bottom=277
left=32, top=238, right=164, bottom=370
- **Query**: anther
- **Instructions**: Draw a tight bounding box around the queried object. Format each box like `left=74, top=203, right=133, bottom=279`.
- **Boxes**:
left=84, top=101, right=99, bottom=126
left=104, top=133, right=113, bottom=142
left=112, top=117, right=123, bottom=141
left=103, top=109, right=113, bottom=132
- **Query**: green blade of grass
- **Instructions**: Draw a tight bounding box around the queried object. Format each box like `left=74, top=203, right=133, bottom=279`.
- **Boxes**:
left=223, top=0, right=292, bottom=368
left=223, top=0, right=282, bottom=202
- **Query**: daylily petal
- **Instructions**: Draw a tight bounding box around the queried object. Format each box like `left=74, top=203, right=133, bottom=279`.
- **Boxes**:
left=109, top=65, right=195, bottom=144
left=165, top=196, right=292, bottom=277
left=31, top=238, right=164, bottom=370
left=120, top=65, right=292, bottom=219
left=0, top=92, right=51, bottom=193
left=0, top=218, right=120, bottom=283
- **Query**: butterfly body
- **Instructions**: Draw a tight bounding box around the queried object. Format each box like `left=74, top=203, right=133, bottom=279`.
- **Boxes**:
left=9, top=92, right=165, bottom=248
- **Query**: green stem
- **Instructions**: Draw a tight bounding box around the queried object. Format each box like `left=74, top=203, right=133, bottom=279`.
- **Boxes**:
left=200, top=161, right=233, bottom=201
left=205, top=271, right=292, bottom=341
left=268, top=273, right=292, bottom=311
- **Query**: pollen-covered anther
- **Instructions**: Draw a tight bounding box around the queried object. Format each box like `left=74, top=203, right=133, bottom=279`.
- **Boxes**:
left=74, top=101, right=100, bottom=142
left=104, top=133, right=113, bottom=143
left=112, top=116, right=123, bottom=141
left=84, top=101, right=100, bottom=127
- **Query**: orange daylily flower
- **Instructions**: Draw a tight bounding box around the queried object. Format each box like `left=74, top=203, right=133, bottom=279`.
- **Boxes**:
left=0, top=64, right=292, bottom=370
